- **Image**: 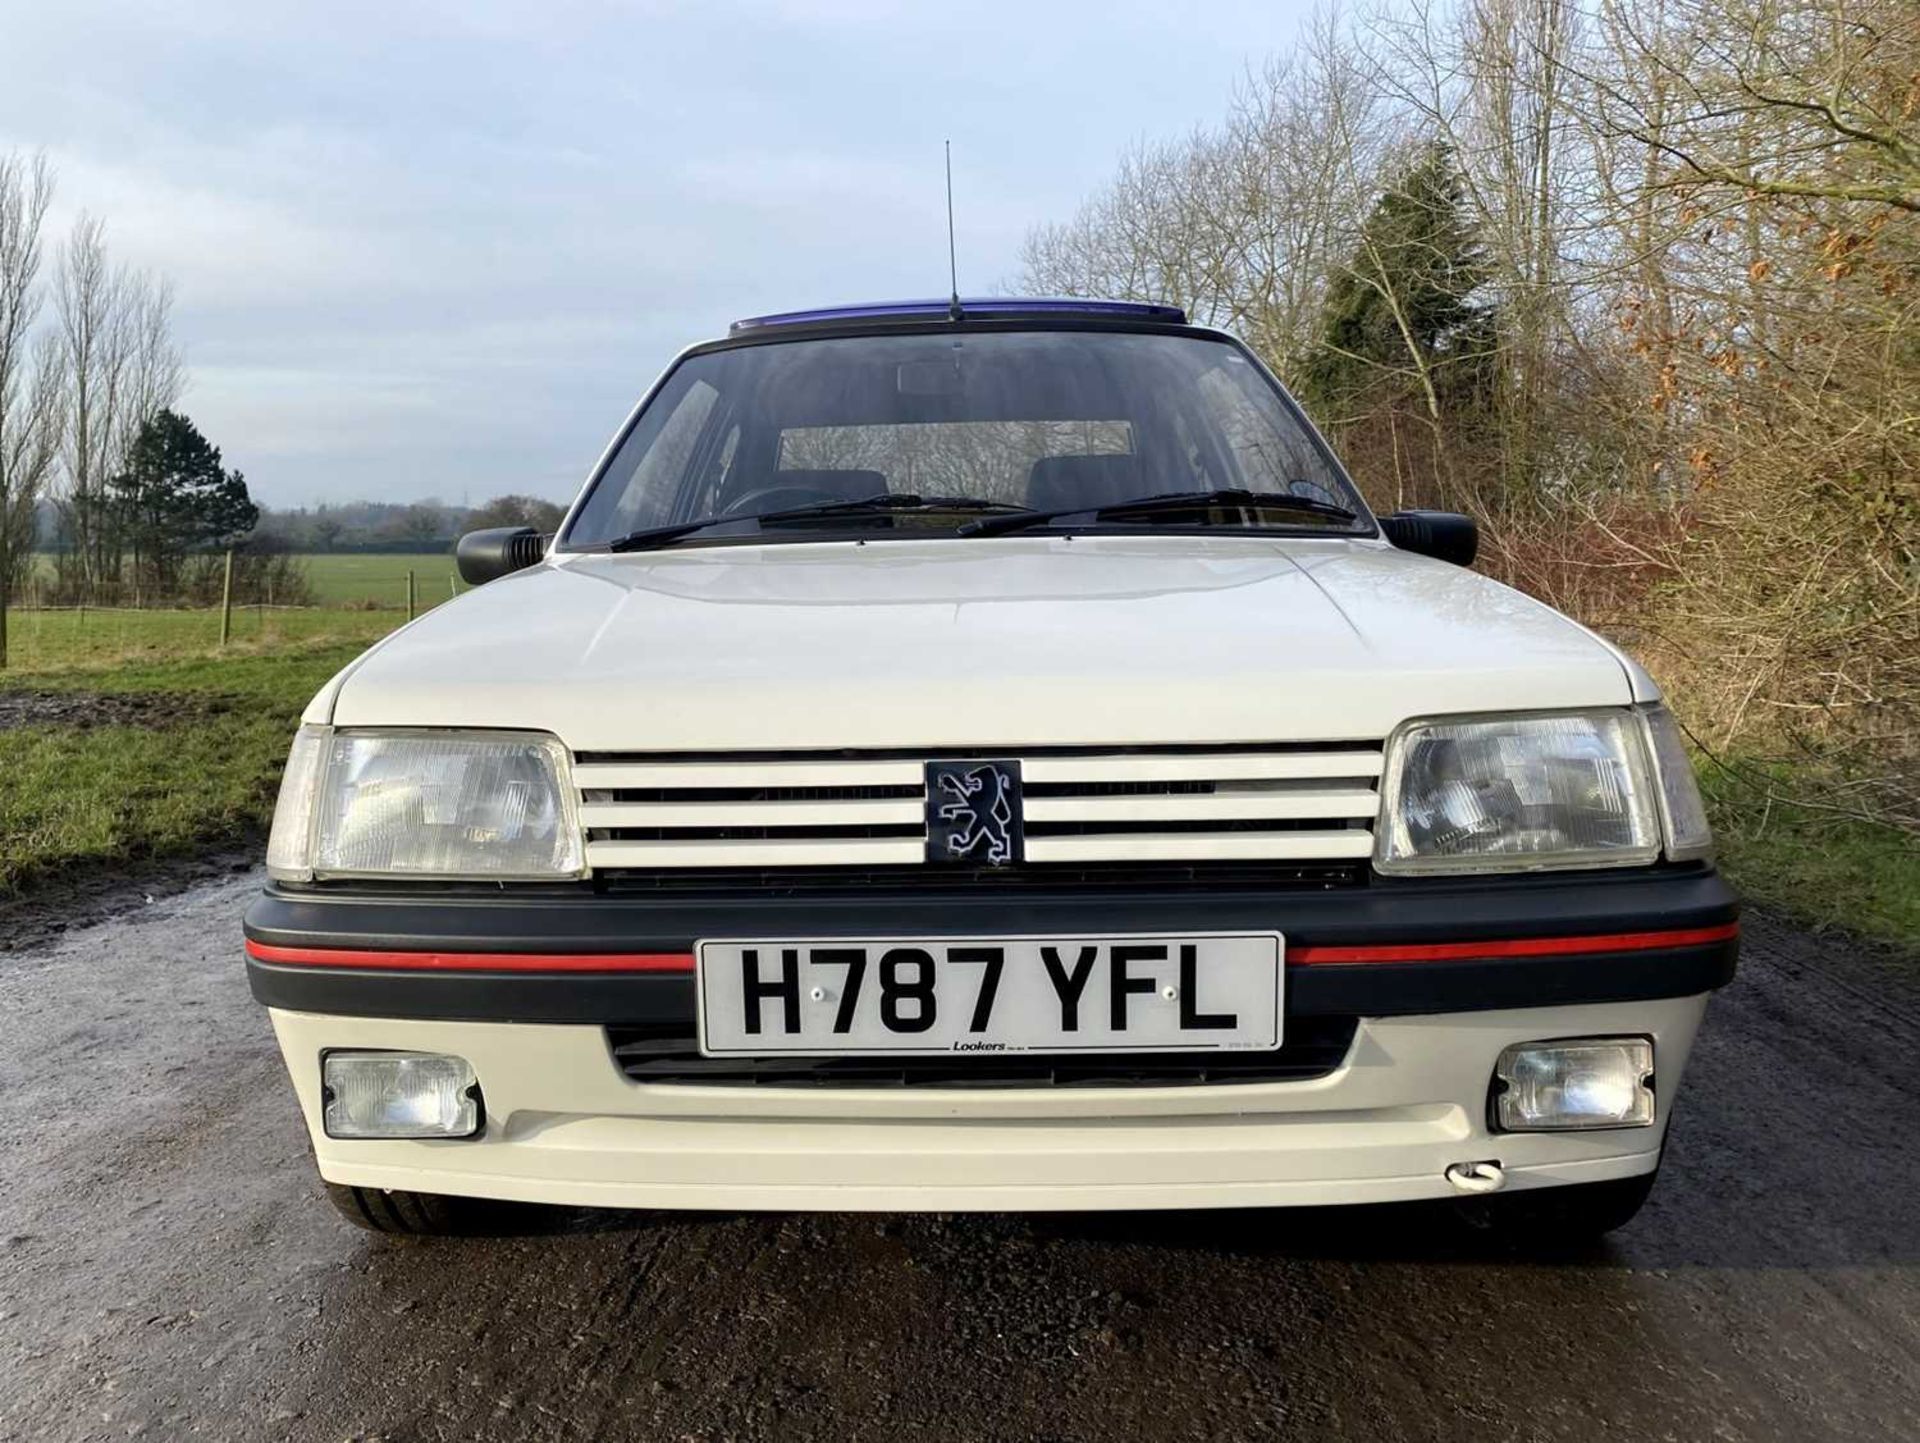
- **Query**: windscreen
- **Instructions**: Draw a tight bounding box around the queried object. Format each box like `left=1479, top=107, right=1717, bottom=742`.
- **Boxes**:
left=564, top=329, right=1367, bottom=546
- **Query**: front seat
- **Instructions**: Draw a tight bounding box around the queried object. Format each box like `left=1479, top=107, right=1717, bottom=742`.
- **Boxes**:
left=1025, top=454, right=1144, bottom=512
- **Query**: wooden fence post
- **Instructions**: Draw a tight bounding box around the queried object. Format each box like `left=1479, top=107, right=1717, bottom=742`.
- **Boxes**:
left=219, top=549, right=235, bottom=647
left=406, top=569, right=416, bottom=622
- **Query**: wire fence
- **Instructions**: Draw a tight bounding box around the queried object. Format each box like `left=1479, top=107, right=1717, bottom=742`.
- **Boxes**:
left=21, top=552, right=461, bottom=613
left=5, top=554, right=462, bottom=671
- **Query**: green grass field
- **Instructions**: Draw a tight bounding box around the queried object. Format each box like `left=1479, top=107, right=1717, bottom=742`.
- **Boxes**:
left=0, top=561, right=448, bottom=893
left=2, top=602, right=405, bottom=673
left=0, top=605, right=397, bottom=894
left=300, top=552, right=461, bottom=607
left=26, top=551, right=458, bottom=609
left=0, top=643, right=376, bottom=893
left=1, top=552, right=451, bottom=671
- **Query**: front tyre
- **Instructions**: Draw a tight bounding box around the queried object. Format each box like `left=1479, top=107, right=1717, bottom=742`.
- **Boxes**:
left=324, top=1182, right=566, bottom=1237
left=1454, top=1168, right=1658, bottom=1245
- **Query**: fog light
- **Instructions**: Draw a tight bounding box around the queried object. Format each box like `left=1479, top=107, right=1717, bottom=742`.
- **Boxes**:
left=1493, top=1038, right=1654, bottom=1131
left=322, top=1051, right=481, bottom=1139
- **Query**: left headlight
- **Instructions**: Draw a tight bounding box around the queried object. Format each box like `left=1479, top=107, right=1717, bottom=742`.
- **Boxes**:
left=266, top=727, right=584, bottom=882
left=1377, top=710, right=1663, bottom=874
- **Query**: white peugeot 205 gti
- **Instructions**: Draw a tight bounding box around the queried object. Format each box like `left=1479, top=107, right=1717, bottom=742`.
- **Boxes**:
left=246, top=298, right=1737, bottom=1239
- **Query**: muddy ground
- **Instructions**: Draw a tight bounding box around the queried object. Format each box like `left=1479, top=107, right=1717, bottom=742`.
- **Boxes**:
left=0, top=690, right=224, bottom=735
left=0, top=844, right=259, bottom=956
left=1, top=873, right=1916, bottom=1442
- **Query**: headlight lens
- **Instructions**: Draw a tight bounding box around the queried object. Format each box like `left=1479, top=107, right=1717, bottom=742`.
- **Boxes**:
left=1377, top=711, right=1662, bottom=874
left=266, top=727, right=583, bottom=881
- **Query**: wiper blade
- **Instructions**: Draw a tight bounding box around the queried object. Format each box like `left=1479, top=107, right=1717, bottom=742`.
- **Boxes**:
left=754, top=492, right=1029, bottom=522
left=606, top=514, right=748, bottom=553
left=1116, top=488, right=1359, bottom=524
left=605, top=493, right=1026, bottom=553
left=960, top=487, right=1358, bottom=537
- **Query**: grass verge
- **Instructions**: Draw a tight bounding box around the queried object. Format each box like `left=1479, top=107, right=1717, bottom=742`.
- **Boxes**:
left=1699, top=758, right=1919, bottom=947
left=0, top=625, right=382, bottom=896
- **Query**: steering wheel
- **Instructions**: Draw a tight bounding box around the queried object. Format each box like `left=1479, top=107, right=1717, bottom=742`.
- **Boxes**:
left=721, top=484, right=849, bottom=517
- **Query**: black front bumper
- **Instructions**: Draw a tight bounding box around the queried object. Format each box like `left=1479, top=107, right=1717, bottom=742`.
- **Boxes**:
left=244, top=866, right=1738, bottom=1024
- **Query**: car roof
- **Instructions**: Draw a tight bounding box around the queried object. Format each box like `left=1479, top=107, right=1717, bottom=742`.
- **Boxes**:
left=728, top=297, right=1189, bottom=337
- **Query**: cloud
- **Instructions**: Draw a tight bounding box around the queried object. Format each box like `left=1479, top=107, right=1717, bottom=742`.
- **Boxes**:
left=0, top=0, right=1311, bottom=506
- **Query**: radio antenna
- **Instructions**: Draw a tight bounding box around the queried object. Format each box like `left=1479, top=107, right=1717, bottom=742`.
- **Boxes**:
left=945, top=140, right=962, bottom=322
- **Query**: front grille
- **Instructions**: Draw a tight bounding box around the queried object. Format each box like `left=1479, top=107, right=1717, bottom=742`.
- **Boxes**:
left=605, top=1015, right=1358, bottom=1088
left=575, top=742, right=1384, bottom=872
left=593, top=861, right=1365, bottom=894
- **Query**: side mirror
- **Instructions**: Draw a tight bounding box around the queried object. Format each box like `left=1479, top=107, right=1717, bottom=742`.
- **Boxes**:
left=455, top=527, right=550, bottom=586
left=1380, top=510, right=1478, bottom=567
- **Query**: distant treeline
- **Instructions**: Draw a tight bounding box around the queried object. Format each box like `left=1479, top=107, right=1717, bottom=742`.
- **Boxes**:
left=249, top=494, right=566, bottom=554
left=27, top=492, right=568, bottom=558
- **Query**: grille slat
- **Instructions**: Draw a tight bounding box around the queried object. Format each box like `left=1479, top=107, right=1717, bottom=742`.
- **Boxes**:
left=588, top=837, right=927, bottom=868
left=575, top=760, right=923, bottom=790
left=1026, top=832, right=1374, bottom=862
left=607, top=1015, right=1359, bottom=1089
left=579, top=799, right=925, bottom=828
left=1024, top=788, right=1379, bottom=824
left=578, top=743, right=1382, bottom=871
left=1023, top=752, right=1383, bottom=783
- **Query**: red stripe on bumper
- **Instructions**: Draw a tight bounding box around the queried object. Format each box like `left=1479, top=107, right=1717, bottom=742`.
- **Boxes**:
left=243, top=940, right=697, bottom=973
left=248, top=923, right=1736, bottom=974
left=1289, top=922, right=1739, bottom=965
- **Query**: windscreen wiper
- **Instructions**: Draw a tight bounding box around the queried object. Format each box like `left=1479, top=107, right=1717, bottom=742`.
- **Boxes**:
left=606, top=493, right=1027, bottom=553
left=959, top=488, right=1359, bottom=538
left=754, top=492, right=1030, bottom=522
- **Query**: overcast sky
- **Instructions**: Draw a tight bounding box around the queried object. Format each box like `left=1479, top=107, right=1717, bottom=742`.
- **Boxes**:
left=1, top=1, right=1309, bottom=509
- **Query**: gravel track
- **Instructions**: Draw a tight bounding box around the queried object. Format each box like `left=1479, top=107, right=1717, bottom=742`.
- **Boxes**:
left=2, top=873, right=1916, bottom=1442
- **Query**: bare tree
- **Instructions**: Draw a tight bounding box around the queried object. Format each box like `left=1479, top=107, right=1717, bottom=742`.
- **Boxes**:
left=1022, top=15, right=1391, bottom=377
left=50, top=217, right=184, bottom=601
left=0, top=151, right=59, bottom=666
left=55, top=215, right=125, bottom=596
left=119, top=273, right=184, bottom=450
left=1222, top=16, right=1396, bottom=372
left=1021, top=0, right=1917, bottom=822
left=1580, top=0, right=1919, bottom=817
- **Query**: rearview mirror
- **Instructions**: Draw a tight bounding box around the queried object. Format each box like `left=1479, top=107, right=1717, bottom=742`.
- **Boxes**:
left=455, top=527, right=549, bottom=585
left=1380, top=510, right=1478, bottom=567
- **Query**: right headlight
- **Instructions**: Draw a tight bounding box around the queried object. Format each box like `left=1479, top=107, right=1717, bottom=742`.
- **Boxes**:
left=1376, top=707, right=1707, bottom=875
left=266, top=726, right=584, bottom=882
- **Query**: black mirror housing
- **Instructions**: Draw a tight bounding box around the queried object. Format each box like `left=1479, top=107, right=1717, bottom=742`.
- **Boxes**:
left=456, top=527, right=550, bottom=586
left=1380, top=510, right=1478, bottom=567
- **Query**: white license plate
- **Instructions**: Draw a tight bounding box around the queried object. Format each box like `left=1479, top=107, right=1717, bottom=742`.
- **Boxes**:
left=696, top=932, right=1283, bottom=1057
